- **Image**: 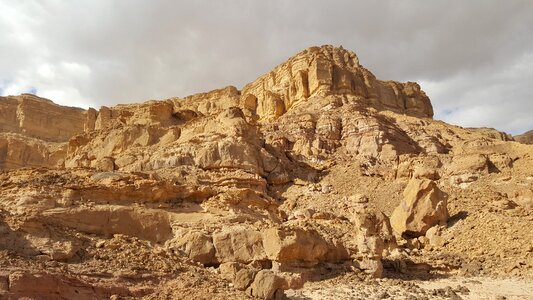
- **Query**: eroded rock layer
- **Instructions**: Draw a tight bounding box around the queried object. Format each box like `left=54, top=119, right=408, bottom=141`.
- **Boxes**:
left=0, top=45, right=531, bottom=300
left=241, top=45, right=434, bottom=120
left=0, top=94, right=87, bottom=142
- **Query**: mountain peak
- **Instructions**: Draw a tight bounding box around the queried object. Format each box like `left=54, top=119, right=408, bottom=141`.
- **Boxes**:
left=294, top=44, right=361, bottom=68
left=241, top=45, right=433, bottom=120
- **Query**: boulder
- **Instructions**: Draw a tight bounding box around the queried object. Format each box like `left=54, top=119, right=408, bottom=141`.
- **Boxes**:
left=351, top=208, right=396, bottom=258
left=450, top=174, right=479, bottom=189
left=355, top=258, right=383, bottom=278
left=93, top=157, right=115, bottom=171
left=262, top=228, right=329, bottom=263
left=233, top=268, right=257, bottom=291
left=425, top=225, right=446, bottom=247
left=390, top=179, right=448, bottom=237
left=513, top=189, right=533, bottom=209
left=218, top=262, right=244, bottom=280
left=247, top=270, right=284, bottom=300
left=213, top=227, right=267, bottom=263
left=447, top=154, right=489, bottom=175
left=172, top=231, right=216, bottom=265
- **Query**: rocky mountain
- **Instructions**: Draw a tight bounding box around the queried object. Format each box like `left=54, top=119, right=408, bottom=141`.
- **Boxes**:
left=515, top=130, right=533, bottom=144
left=0, top=45, right=532, bottom=299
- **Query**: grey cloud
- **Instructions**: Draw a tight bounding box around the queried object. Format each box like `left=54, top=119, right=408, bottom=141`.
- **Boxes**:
left=0, top=0, right=532, bottom=134
left=424, top=52, right=533, bottom=134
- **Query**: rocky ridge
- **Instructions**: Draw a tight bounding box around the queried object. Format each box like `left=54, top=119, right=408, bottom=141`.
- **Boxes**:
left=241, top=45, right=433, bottom=120
left=515, top=130, right=533, bottom=145
left=0, top=45, right=532, bottom=299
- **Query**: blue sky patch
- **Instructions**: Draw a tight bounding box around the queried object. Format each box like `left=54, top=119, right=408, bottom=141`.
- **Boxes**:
left=27, top=87, right=37, bottom=95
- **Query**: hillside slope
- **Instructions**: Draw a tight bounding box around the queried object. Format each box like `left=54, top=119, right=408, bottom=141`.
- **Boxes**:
left=0, top=45, right=531, bottom=299
left=515, top=130, right=533, bottom=144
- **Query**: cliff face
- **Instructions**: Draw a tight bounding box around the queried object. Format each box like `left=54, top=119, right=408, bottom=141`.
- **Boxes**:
left=0, top=94, right=88, bottom=169
left=0, top=94, right=88, bottom=142
left=0, top=46, right=436, bottom=171
left=241, top=45, right=433, bottom=120
left=0, top=45, right=532, bottom=299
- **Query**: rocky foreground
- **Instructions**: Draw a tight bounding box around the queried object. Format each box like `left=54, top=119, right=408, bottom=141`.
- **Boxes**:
left=0, top=45, right=532, bottom=299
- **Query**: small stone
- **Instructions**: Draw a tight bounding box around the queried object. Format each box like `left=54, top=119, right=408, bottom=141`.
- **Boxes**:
left=349, top=194, right=369, bottom=203
left=96, top=240, right=106, bottom=248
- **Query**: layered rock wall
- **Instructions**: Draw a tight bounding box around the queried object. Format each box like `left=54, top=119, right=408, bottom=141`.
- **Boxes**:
left=0, top=94, right=87, bottom=142
left=0, top=134, right=66, bottom=169
left=241, top=45, right=434, bottom=120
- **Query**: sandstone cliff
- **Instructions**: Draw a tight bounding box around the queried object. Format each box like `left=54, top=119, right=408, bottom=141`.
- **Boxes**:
left=0, top=94, right=87, bottom=142
left=0, top=45, right=531, bottom=300
left=241, top=45, right=433, bottom=120
left=0, top=94, right=89, bottom=169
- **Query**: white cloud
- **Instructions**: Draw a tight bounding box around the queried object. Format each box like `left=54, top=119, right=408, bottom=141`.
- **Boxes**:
left=37, top=64, right=55, bottom=80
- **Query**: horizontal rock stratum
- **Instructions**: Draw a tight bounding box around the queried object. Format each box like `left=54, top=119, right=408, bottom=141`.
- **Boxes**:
left=241, top=45, right=433, bottom=120
left=0, top=45, right=532, bottom=300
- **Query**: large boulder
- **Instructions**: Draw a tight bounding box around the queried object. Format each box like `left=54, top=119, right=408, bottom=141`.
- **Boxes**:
left=213, top=227, right=267, bottom=263
left=447, top=154, right=489, bottom=175
left=262, top=228, right=329, bottom=263
left=390, top=179, right=448, bottom=237
left=233, top=268, right=257, bottom=291
left=171, top=231, right=216, bottom=265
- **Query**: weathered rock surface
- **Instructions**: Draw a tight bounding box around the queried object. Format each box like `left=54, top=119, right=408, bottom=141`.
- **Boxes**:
left=248, top=270, right=285, bottom=299
left=0, top=133, right=67, bottom=169
left=0, top=45, right=532, bottom=299
left=242, top=45, right=433, bottom=121
left=390, top=179, right=449, bottom=237
left=0, top=94, right=87, bottom=142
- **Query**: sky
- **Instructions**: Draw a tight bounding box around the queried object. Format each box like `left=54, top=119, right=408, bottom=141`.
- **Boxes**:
left=0, top=1, right=532, bottom=135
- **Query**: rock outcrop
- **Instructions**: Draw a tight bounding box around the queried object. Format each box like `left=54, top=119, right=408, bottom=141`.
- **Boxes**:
left=0, top=45, right=532, bottom=299
left=0, top=133, right=67, bottom=169
left=515, top=130, right=533, bottom=144
left=241, top=45, right=433, bottom=120
left=0, top=94, right=89, bottom=169
left=390, top=179, right=449, bottom=237
left=0, top=94, right=87, bottom=142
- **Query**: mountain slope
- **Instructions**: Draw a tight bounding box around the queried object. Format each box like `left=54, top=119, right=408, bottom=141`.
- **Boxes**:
left=515, top=129, right=533, bottom=144
left=0, top=45, right=531, bottom=299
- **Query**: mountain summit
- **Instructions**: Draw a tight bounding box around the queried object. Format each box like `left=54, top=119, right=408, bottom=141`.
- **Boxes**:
left=242, top=45, right=433, bottom=120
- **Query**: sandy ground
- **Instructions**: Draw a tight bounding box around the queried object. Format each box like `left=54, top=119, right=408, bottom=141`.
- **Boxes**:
left=286, top=276, right=533, bottom=300
left=419, top=277, right=533, bottom=300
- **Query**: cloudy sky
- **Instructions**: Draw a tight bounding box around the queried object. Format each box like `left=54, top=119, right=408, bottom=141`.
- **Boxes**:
left=1, top=1, right=532, bottom=134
